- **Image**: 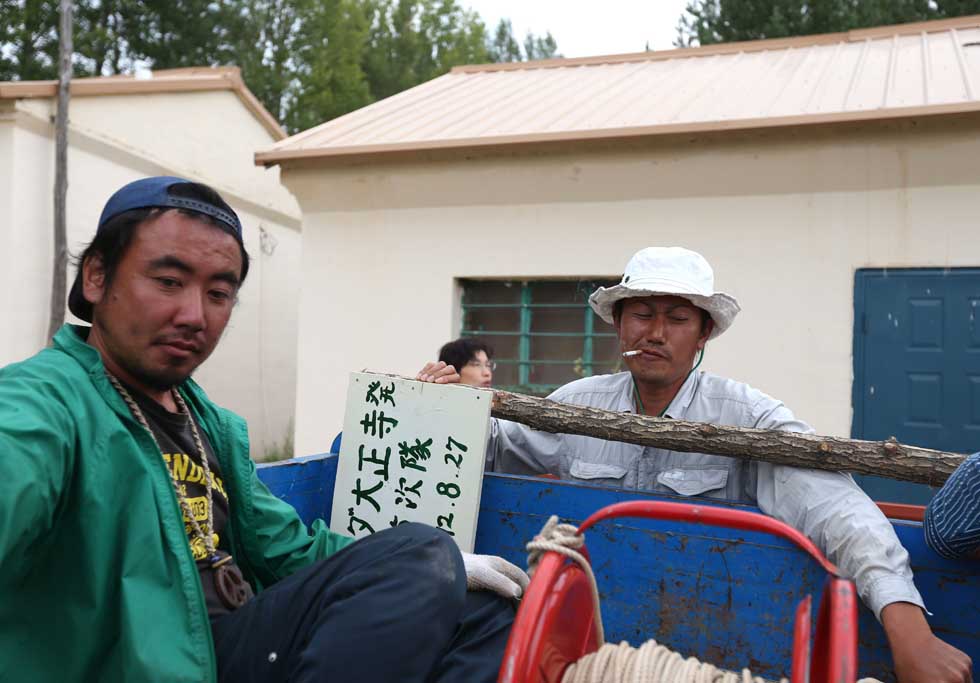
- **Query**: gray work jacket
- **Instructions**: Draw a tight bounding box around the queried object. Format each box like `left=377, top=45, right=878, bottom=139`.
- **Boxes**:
left=487, top=370, right=923, bottom=619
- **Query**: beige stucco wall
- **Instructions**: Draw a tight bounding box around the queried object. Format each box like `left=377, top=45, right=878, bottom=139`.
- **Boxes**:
left=281, top=115, right=980, bottom=458
left=0, top=91, right=301, bottom=457
left=62, top=91, right=297, bottom=219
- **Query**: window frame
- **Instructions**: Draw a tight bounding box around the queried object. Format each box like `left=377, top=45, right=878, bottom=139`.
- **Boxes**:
left=459, top=279, right=619, bottom=394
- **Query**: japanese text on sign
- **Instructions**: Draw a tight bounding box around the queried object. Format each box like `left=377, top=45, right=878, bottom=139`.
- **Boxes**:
left=330, top=373, right=492, bottom=552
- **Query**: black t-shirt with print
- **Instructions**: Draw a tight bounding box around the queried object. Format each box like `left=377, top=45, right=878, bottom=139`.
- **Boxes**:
left=130, top=388, right=254, bottom=619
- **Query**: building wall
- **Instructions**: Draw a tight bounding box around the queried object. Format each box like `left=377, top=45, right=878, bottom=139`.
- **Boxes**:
left=3, top=108, right=53, bottom=359
left=0, top=104, right=21, bottom=356
left=0, top=93, right=301, bottom=457
left=62, top=91, right=297, bottom=218
left=283, top=115, right=980, bottom=457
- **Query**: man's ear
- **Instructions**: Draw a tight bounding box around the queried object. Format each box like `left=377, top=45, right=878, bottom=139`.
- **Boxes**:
left=697, top=317, right=714, bottom=349
left=81, top=254, right=108, bottom=308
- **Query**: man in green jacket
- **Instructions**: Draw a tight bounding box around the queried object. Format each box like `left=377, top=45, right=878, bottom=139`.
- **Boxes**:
left=0, top=176, right=522, bottom=682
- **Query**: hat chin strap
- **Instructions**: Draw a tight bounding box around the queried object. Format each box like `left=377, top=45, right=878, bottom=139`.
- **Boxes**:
left=692, top=346, right=705, bottom=373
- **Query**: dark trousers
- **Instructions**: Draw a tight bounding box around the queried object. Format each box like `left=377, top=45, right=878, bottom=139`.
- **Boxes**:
left=211, top=523, right=516, bottom=683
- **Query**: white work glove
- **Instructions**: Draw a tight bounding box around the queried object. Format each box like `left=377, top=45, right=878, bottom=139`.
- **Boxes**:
left=461, top=552, right=530, bottom=600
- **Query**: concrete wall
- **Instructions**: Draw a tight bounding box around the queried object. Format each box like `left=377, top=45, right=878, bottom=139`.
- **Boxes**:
left=62, top=91, right=297, bottom=218
left=0, top=91, right=301, bottom=457
left=282, top=115, right=980, bottom=457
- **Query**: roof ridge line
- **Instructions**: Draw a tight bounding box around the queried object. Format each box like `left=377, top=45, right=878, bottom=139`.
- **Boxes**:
left=451, top=13, right=980, bottom=74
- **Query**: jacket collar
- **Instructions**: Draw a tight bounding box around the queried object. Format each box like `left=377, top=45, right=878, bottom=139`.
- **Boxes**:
left=53, top=324, right=105, bottom=371
left=52, top=323, right=210, bottom=423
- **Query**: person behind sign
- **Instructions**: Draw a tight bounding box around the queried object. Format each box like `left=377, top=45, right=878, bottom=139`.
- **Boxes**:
left=418, top=246, right=972, bottom=683
left=439, top=337, right=495, bottom=387
left=0, top=176, right=526, bottom=683
left=924, top=452, right=980, bottom=560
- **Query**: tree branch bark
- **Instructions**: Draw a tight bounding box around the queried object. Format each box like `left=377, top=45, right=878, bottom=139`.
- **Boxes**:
left=489, top=389, right=965, bottom=487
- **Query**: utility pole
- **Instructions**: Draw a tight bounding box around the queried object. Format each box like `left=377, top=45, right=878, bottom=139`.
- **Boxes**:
left=48, top=0, right=73, bottom=342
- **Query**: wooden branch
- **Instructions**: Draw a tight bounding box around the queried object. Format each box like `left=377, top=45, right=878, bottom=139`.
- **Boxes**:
left=47, top=0, right=72, bottom=343
left=490, top=389, right=966, bottom=487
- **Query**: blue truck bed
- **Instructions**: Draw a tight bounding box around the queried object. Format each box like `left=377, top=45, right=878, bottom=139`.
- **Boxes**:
left=258, top=453, right=980, bottom=682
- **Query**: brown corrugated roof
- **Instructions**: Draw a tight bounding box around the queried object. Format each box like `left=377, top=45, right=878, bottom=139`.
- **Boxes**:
left=256, top=13, right=980, bottom=167
left=1, top=66, right=285, bottom=140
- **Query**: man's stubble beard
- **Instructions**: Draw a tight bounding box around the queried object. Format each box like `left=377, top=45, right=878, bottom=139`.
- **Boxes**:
left=94, top=317, right=198, bottom=392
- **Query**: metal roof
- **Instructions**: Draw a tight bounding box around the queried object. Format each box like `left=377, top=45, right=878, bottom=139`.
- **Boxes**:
left=1, top=66, right=286, bottom=140
left=257, top=14, right=980, bottom=167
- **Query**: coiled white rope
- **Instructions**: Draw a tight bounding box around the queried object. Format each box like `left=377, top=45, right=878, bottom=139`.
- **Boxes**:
left=526, top=515, right=605, bottom=644
left=561, top=640, right=782, bottom=683
left=525, top=515, right=883, bottom=683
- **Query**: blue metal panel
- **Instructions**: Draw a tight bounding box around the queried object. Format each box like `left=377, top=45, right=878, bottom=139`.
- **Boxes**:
left=853, top=269, right=980, bottom=504
left=258, top=455, right=980, bottom=683
left=257, top=454, right=336, bottom=525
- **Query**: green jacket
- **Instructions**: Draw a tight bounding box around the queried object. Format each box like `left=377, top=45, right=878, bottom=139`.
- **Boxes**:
left=0, top=325, right=353, bottom=682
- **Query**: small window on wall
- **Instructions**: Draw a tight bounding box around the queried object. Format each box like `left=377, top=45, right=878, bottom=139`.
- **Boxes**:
left=460, top=279, right=622, bottom=395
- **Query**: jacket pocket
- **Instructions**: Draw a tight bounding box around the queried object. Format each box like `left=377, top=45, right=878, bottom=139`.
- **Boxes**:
left=569, top=460, right=629, bottom=486
left=656, top=468, right=729, bottom=497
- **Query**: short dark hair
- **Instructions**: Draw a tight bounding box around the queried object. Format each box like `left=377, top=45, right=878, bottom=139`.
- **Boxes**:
left=612, top=299, right=712, bottom=331
left=438, top=337, right=494, bottom=371
left=70, top=183, right=251, bottom=321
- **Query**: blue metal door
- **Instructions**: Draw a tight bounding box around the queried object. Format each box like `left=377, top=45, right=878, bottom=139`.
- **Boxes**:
left=852, top=268, right=980, bottom=504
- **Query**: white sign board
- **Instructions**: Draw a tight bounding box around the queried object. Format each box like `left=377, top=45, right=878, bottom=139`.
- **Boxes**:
left=330, top=372, right=492, bottom=552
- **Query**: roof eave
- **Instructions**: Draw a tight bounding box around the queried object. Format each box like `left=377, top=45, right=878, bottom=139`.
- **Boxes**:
left=0, top=70, right=287, bottom=141
left=255, top=100, right=980, bottom=168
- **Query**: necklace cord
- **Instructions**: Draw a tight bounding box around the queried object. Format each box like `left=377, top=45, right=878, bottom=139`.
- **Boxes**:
left=105, top=372, right=219, bottom=561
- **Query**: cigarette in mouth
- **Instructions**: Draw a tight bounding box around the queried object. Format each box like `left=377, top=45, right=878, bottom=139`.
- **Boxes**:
left=622, top=350, right=643, bottom=358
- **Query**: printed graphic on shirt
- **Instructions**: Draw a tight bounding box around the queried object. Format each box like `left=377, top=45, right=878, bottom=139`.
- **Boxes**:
left=162, top=451, right=229, bottom=561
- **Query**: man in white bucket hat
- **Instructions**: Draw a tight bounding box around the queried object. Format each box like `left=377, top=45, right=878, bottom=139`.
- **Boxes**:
left=419, top=246, right=970, bottom=682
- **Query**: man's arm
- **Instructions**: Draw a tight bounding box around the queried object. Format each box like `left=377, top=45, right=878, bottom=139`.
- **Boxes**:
left=0, top=374, right=76, bottom=582
left=235, top=457, right=355, bottom=587
left=751, top=400, right=970, bottom=682
left=881, top=602, right=972, bottom=683
left=924, top=452, right=980, bottom=560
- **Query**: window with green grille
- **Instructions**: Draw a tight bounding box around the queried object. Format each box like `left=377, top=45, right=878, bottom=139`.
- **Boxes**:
left=460, top=279, right=623, bottom=395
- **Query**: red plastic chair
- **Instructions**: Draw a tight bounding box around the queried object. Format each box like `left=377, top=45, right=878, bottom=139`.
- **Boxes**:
left=498, top=500, right=858, bottom=683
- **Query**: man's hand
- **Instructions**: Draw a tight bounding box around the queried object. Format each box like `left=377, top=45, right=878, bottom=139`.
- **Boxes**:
left=416, top=361, right=461, bottom=384
left=461, top=552, right=529, bottom=600
left=881, top=602, right=972, bottom=682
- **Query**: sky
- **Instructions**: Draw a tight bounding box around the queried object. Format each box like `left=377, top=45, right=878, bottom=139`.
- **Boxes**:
left=464, top=0, right=693, bottom=58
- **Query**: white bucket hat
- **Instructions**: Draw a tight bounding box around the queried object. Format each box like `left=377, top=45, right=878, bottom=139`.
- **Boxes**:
left=588, top=247, right=740, bottom=340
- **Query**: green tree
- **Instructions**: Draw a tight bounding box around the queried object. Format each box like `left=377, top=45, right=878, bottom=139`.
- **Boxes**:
left=222, top=0, right=302, bottom=125
left=125, top=0, right=237, bottom=68
left=487, top=18, right=521, bottom=62
left=0, top=0, right=560, bottom=132
left=677, top=0, right=980, bottom=46
left=523, top=30, right=558, bottom=60
left=487, top=18, right=559, bottom=62
left=287, top=0, right=372, bottom=131
left=72, top=0, right=130, bottom=76
left=361, top=0, right=489, bottom=101
left=0, top=0, right=59, bottom=81
left=216, top=0, right=372, bottom=130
